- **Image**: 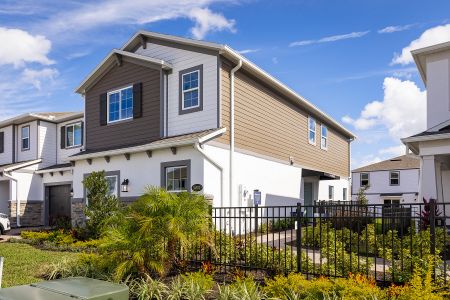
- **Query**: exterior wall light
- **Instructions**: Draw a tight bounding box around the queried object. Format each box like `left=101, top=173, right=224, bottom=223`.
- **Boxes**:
left=70, top=188, right=74, bottom=197
left=121, top=179, right=129, bottom=193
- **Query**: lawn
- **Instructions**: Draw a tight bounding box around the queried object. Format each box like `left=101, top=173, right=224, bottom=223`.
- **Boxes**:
left=0, top=242, right=78, bottom=287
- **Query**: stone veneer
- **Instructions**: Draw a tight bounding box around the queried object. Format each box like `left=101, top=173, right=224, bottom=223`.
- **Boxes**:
left=9, top=201, right=44, bottom=227
left=71, top=200, right=85, bottom=227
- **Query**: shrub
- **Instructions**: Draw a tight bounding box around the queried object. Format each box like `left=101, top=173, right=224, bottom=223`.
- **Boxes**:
left=178, top=272, right=215, bottom=300
left=223, top=278, right=266, bottom=300
left=83, top=171, right=121, bottom=238
left=129, top=275, right=168, bottom=300
left=99, top=187, right=213, bottom=279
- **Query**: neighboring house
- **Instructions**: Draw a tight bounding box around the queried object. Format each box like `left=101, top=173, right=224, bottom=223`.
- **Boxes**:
left=0, top=31, right=356, bottom=227
left=351, top=155, right=420, bottom=205
left=69, top=30, right=355, bottom=224
left=402, top=41, right=450, bottom=204
left=0, top=112, right=83, bottom=227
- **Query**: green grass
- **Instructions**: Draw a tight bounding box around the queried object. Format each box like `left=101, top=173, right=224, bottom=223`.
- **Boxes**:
left=0, top=242, right=78, bottom=287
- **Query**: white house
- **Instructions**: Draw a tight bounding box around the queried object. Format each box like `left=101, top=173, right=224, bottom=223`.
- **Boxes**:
left=402, top=41, right=450, bottom=205
left=351, top=155, right=420, bottom=205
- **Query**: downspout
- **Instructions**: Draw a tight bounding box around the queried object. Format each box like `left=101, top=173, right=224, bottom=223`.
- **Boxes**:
left=194, top=142, right=224, bottom=207
left=230, top=60, right=242, bottom=207
left=2, top=172, right=19, bottom=227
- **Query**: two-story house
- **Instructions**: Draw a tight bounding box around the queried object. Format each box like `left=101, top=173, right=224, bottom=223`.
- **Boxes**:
left=69, top=30, right=355, bottom=225
left=402, top=41, right=450, bottom=205
left=351, top=155, right=420, bottom=204
left=0, top=112, right=83, bottom=227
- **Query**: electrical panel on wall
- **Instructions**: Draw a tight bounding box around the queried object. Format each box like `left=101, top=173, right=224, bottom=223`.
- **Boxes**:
left=239, top=184, right=252, bottom=207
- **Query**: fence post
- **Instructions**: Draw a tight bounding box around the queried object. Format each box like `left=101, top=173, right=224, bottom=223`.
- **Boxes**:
left=430, top=199, right=436, bottom=280
left=0, top=256, right=3, bottom=289
left=254, top=204, right=259, bottom=234
left=296, top=202, right=302, bottom=273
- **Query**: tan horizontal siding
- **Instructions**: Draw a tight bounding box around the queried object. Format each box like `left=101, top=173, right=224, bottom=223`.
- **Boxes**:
left=85, top=61, right=161, bottom=150
left=218, top=59, right=349, bottom=177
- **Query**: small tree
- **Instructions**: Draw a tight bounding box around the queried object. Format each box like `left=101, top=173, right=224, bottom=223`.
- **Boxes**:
left=356, top=185, right=369, bottom=205
left=82, top=171, right=120, bottom=238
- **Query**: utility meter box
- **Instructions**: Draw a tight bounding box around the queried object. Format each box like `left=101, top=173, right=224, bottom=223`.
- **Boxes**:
left=0, top=277, right=129, bottom=300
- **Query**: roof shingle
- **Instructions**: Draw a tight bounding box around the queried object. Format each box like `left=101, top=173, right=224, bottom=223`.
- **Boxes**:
left=352, top=155, right=420, bottom=173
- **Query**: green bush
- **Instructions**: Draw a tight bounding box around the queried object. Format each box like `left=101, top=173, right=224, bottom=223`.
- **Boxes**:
left=129, top=275, right=168, bottom=300
left=83, top=171, right=121, bottom=239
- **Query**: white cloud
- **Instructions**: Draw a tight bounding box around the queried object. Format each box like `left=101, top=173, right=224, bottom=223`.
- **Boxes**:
left=392, top=23, right=450, bottom=65
left=21, top=68, right=58, bottom=90
left=290, top=31, right=369, bottom=47
left=189, top=7, right=236, bottom=39
left=378, top=24, right=413, bottom=34
left=0, top=27, right=54, bottom=67
left=39, top=0, right=236, bottom=40
left=343, top=77, right=427, bottom=141
left=237, top=48, right=260, bottom=54
left=378, top=145, right=406, bottom=156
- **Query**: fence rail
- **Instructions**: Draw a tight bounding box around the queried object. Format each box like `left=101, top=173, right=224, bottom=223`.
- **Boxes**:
left=186, top=201, right=450, bottom=285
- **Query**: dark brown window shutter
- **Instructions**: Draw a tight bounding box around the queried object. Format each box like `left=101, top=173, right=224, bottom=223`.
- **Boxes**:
left=100, top=93, right=107, bottom=126
left=133, top=82, right=142, bottom=118
left=80, top=121, right=84, bottom=146
left=60, top=126, right=66, bottom=149
left=0, top=132, right=4, bottom=153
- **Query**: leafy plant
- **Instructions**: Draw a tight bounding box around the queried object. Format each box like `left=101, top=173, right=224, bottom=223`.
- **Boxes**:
left=99, top=187, right=213, bottom=279
left=82, top=171, right=121, bottom=238
left=356, top=185, right=369, bottom=205
left=129, top=275, right=168, bottom=300
left=419, top=198, right=441, bottom=230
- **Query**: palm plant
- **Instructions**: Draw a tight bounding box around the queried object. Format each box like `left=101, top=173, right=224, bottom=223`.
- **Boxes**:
left=100, top=187, right=213, bottom=279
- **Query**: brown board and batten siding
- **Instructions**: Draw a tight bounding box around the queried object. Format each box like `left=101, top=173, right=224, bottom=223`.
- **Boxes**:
left=218, top=59, right=350, bottom=178
left=84, top=61, right=161, bottom=151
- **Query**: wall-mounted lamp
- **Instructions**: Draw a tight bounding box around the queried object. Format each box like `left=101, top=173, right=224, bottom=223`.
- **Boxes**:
left=70, top=188, right=74, bottom=197
left=121, top=179, right=129, bottom=193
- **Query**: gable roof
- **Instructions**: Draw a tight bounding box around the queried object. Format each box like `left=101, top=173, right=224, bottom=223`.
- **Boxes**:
left=119, top=31, right=355, bottom=140
left=75, top=49, right=172, bottom=94
left=0, top=112, right=83, bottom=128
left=352, top=155, right=420, bottom=173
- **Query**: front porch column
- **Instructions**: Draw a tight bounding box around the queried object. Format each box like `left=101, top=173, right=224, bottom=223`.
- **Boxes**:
left=420, top=155, right=439, bottom=201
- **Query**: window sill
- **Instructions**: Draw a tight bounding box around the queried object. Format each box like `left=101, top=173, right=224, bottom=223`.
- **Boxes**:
left=65, top=145, right=83, bottom=150
left=106, top=118, right=134, bottom=126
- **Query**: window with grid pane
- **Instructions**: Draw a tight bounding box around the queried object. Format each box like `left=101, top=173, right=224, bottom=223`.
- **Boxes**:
left=182, top=70, right=199, bottom=110
left=390, top=171, right=400, bottom=185
left=165, top=166, right=188, bottom=192
left=107, top=86, right=133, bottom=123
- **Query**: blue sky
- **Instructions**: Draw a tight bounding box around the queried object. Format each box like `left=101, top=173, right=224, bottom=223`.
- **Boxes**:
left=1, top=0, right=450, bottom=168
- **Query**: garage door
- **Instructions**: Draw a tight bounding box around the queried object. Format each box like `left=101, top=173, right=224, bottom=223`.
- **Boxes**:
left=47, top=185, right=71, bottom=226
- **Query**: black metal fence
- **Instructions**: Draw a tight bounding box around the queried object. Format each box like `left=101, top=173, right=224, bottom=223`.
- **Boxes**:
left=187, top=201, right=450, bottom=285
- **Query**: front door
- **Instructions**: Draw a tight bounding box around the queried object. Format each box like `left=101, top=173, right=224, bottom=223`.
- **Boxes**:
left=47, top=185, right=71, bottom=226
left=304, top=182, right=313, bottom=217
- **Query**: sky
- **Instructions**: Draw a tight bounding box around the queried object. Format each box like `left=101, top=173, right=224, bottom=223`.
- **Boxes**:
left=1, top=0, right=450, bottom=169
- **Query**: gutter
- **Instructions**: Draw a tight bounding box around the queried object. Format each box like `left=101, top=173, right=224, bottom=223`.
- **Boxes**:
left=230, top=59, right=242, bottom=207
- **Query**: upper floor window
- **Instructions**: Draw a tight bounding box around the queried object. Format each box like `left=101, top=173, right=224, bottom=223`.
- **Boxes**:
left=21, top=126, right=30, bottom=151
left=308, top=117, right=316, bottom=145
left=328, top=185, right=334, bottom=200
left=343, top=188, right=347, bottom=200
left=321, top=125, right=328, bottom=150
left=66, top=122, right=82, bottom=148
left=361, top=173, right=369, bottom=187
left=179, top=65, right=203, bottom=114
left=107, top=86, right=133, bottom=123
left=390, top=171, right=400, bottom=186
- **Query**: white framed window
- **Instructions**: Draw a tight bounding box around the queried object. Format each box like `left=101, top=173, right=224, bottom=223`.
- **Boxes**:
left=165, top=166, right=188, bottom=192
left=107, top=86, right=133, bottom=123
left=389, top=171, right=400, bottom=186
left=21, top=125, right=30, bottom=151
left=182, top=70, right=200, bottom=110
left=343, top=188, right=347, bottom=200
left=105, top=175, right=118, bottom=197
left=361, top=173, right=369, bottom=187
left=321, top=125, right=328, bottom=150
left=308, top=117, right=316, bottom=145
left=328, top=186, right=334, bottom=200
left=66, top=122, right=82, bottom=148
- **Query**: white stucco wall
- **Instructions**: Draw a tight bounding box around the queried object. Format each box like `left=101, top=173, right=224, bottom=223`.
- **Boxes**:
left=426, top=51, right=450, bottom=129
left=11, top=164, right=43, bottom=201
left=318, top=178, right=350, bottom=201
left=135, top=43, right=218, bottom=136
left=72, top=146, right=205, bottom=199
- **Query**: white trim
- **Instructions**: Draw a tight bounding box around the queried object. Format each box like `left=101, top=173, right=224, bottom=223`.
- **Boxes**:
left=107, top=86, right=134, bottom=124
left=35, top=166, right=72, bottom=174
left=181, top=69, right=201, bottom=110
left=320, top=124, right=328, bottom=150
left=119, top=31, right=355, bottom=139
left=308, top=116, right=316, bottom=145
left=1, top=159, right=42, bottom=172
left=198, top=127, right=226, bottom=144
left=402, top=132, right=450, bottom=143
